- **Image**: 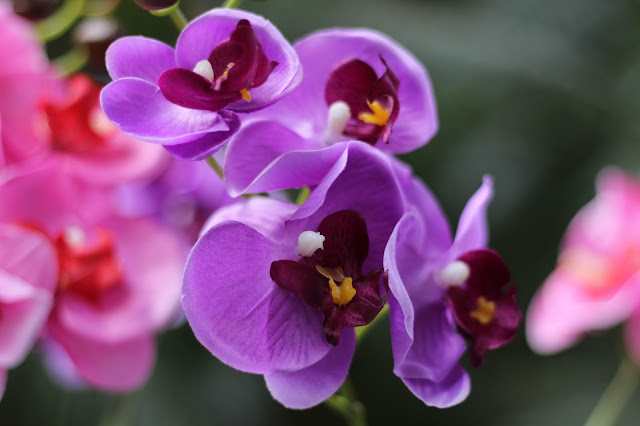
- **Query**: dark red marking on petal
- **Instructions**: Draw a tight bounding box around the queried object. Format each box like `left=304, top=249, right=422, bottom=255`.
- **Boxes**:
left=158, top=68, right=240, bottom=111
left=159, top=19, right=278, bottom=112
left=445, top=249, right=521, bottom=367
left=270, top=210, right=384, bottom=345
left=325, top=56, right=400, bottom=144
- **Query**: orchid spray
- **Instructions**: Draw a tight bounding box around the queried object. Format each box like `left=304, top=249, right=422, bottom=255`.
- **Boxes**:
left=0, top=0, right=522, bottom=424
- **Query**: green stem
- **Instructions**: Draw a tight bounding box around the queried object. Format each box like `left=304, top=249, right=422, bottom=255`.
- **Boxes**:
left=53, top=46, right=89, bottom=76
left=168, top=6, right=188, bottom=30
left=206, top=156, right=224, bottom=178
left=150, top=4, right=188, bottom=30
left=221, top=0, right=243, bottom=8
left=584, top=356, right=639, bottom=426
left=325, top=379, right=367, bottom=426
left=35, top=0, right=86, bottom=42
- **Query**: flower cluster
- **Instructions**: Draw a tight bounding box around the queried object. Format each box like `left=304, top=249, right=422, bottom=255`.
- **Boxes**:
left=102, top=7, right=521, bottom=409
left=0, top=3, right=522, bottom=412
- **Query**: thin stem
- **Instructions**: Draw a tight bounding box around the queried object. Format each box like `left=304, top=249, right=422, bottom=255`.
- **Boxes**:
left=150, top=4, right=188, bottom=30
left=168, top=6, right=188, bottom=30
left=584, top=356, right=639, bottom=426
left=53, top=46, right=89, bottom=76
left=221, top=0, right=243, bottom=8
left=206, top=156, right=224, bottom=178
left=325, top=379, right=367, bottom=426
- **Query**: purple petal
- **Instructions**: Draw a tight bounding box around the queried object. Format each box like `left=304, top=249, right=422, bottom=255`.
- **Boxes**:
left=391, top=301, right=465, bottom=383
left=106, top=36, right=176, bottom=83
left=224, top=120, right=328, bottom=196
left=451, top=175, right=494, bottom=258
left=394, top=163, right=452, bottom=256
left=200, top=197, right=297, bottom=240
left=289, top=143, right=406, bottom=275
left=163, top=111, right=241, bottom=160
left=175, top=9, right=300, bottom=111
left=100, top=78, right=229, bottom=144
left=182, top=221, right=331, bottom=374
left=402, top=365, right=470, bottom=408
left=264, top=328, right=355, bottom=409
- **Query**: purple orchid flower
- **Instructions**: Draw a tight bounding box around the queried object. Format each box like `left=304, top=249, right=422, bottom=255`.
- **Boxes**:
left=224, top=28, right=437, bottom=196
left=385, top=174, right=521, bottom=407
left=182, top=143, right=408, bottom=408
left=100, top=8, right=301, bottom=161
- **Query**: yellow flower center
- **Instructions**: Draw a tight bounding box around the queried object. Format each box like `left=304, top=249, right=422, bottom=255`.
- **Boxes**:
left=470, top=296, right=495, bottom=325
left=240, top=88, right=251, bottom=102
left=358, top=100, right=390, bottom=126
left=316, top=265, right=356, bottom=306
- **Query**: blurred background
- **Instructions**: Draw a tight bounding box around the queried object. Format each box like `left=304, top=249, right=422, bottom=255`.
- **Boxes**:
left=4, top=0, right=640, bottom=424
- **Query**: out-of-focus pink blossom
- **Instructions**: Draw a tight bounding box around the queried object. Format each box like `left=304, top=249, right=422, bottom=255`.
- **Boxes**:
left=527, top=168, right=640, bottom=357
left=0, top=224, right=57, bottom=401
left=0, top=163, right=186, bottom=391
left=35, top=74, right=168, bottom=185
left=0, top=2, right=49, bottom=167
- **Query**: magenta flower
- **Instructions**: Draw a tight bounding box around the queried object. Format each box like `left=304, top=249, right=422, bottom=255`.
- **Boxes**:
left=34, top=73, right=167, bottom=185
left=0, top=224, right=57, bottom=401
left=0, top=2, right=49, bottom=167
left=224, top=28, right=437, bottom=195
left=385, top=175, right=520, bottom=407
left=0, top=164, right=186, bottom=391
left=527, top=168, right=640, bottom=357
left=182, top=143, right=407, bottom=408
left=101, top=8, right=301, bottom=160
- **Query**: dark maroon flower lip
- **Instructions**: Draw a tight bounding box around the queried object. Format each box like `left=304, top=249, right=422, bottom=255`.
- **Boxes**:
left=158, top=19, right=279, bottom=112
left=270, top=210, right=385, bottom=345
left=444, top=249, right=522, bottom=367
left=325, top=55, right=400, bottom=144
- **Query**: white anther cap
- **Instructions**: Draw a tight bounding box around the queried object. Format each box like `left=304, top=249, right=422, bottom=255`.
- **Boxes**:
left=193, top=60, right=214, bottom=83
left=324, top=101, right=351, bottom=144
left=297, top=231, right=325, bottom=257
left=437, top=260, right=470, bottom=288
left=64, top=226, right=86, bottom=247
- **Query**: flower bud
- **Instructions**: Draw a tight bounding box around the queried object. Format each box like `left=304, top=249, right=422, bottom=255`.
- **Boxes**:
left=133, top=0, right=179, bottom=12
left=12, top=0, right=62, bottom=21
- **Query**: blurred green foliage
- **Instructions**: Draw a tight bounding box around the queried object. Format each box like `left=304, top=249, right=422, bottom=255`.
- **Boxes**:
left=4, top=0, right=640, bottom=424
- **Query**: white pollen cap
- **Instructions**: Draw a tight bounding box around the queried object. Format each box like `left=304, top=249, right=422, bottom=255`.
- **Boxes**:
left=64, top=226, right=86, bottom=247
left=297, top=231, right=325, bottom=257
left=193, top=60, right=214, bottom=83
left=324, top=101, right=351, bottom=144
left=437, top=260, right=470, bottom=288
